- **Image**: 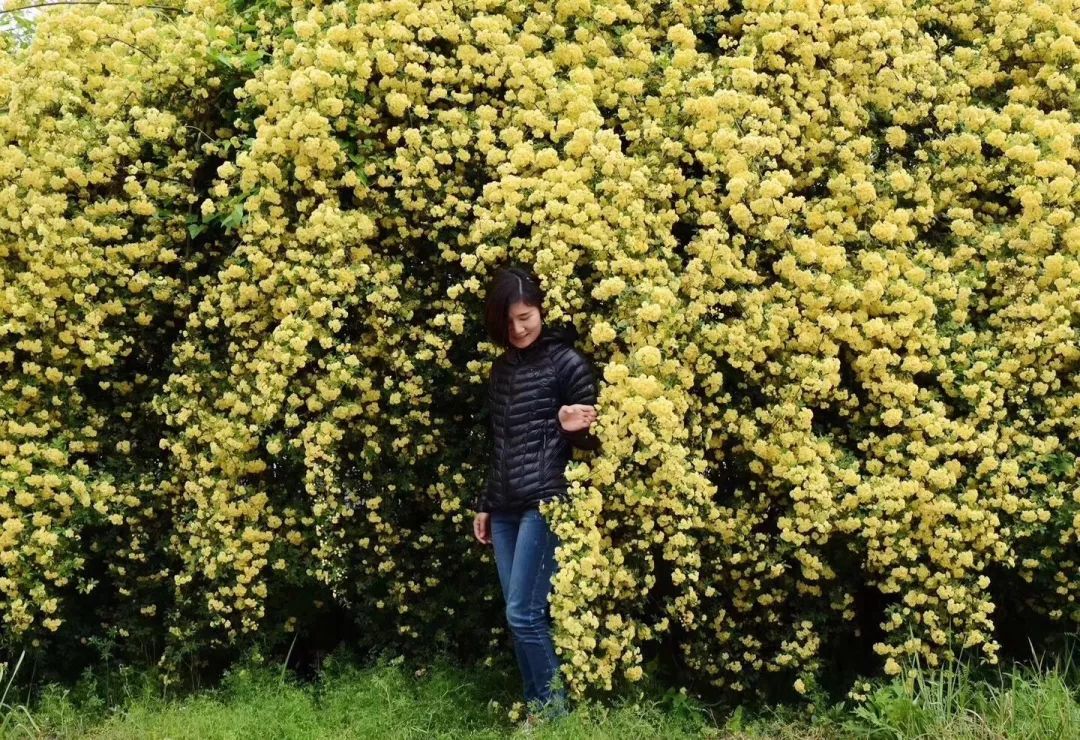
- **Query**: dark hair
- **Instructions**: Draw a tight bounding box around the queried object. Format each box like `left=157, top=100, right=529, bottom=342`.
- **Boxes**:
left=484, top=266, right=545, bottom=347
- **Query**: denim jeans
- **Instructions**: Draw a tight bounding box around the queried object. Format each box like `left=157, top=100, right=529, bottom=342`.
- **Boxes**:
left=490, top=506, right=568, bottom=712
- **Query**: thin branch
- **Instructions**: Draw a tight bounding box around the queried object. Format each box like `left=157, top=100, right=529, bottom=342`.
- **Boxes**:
left=0, top=1, right=183, bottom=15
left=130, top=170, right=196, bottom=187
left=98, top=35, right=196, bottom=93
left=102, top=34, right=154, bottom=63
left=184, top=123, right=215, bottom=144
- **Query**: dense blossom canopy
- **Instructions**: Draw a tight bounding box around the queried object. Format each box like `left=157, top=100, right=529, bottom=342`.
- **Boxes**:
left=1, top=0, right=1079, bottom=698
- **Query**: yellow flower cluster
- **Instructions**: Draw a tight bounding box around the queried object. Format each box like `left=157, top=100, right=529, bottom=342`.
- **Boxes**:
left=2, top=0, right=1079, bottom=698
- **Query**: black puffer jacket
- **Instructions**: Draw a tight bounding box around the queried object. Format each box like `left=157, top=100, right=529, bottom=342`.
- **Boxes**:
left=473, top=325, right=601, bottom=513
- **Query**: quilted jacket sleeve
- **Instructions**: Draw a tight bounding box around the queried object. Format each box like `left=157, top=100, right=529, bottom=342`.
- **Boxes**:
left=556, top=348, right=602, bottom=452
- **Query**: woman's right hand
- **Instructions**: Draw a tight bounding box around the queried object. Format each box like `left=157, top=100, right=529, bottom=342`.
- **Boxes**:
left=558, top=403, right=597, bottom=433
left=473, top=512, right=491, bottom=545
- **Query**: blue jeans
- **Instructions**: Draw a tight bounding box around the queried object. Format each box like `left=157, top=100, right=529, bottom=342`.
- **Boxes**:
left=490, top=507, right=568, bottom=712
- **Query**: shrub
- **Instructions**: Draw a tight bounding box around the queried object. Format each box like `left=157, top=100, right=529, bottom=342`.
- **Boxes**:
left=1, top=0, right=1078, bottom=699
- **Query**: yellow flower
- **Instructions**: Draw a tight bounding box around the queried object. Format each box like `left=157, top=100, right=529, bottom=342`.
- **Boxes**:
left=635, top=346, right=661, bottom=368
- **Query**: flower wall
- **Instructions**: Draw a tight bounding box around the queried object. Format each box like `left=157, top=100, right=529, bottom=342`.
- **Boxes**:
left=2, top=0, right=1079, bottom=696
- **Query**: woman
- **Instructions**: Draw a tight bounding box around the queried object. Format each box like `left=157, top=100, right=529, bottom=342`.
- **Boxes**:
left=471, top=265, right=601, bottom=722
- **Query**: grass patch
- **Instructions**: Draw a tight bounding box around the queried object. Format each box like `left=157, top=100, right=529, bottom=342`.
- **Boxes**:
left=845, top=652, right=1080, bottom=739
left=0, top=647, right=1077, bottom=739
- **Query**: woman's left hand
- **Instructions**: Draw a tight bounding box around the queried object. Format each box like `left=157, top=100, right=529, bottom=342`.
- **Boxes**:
left=558, top=404, right=597, bottom=432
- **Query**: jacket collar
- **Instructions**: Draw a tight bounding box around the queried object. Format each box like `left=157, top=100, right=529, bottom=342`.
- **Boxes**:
left=505, top=324, right=578, bottom=365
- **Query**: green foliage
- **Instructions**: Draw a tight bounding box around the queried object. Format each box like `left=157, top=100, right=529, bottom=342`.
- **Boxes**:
left=846, top=651, right=1080, bottom=739
left=1, top=648, right=1077, bottom=739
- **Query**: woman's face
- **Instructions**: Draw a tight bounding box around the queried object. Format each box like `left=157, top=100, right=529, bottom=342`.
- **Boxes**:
left=507, top=300, right=542, bottom=349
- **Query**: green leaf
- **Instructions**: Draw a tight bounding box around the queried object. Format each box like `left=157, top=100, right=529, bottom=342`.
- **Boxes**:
left=209, top=51, right=232, bottom=69
left=188, top=222, right=207, bottom=239
left=237, top=50, right=264, bottom=70
left=222, top=202, right=245, bottom=231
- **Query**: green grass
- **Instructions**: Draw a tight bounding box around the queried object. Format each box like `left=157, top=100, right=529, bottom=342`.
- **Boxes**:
left=843, top=654, right=1080, bottom=739
left=1, top=648, right=1077, bottom=739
